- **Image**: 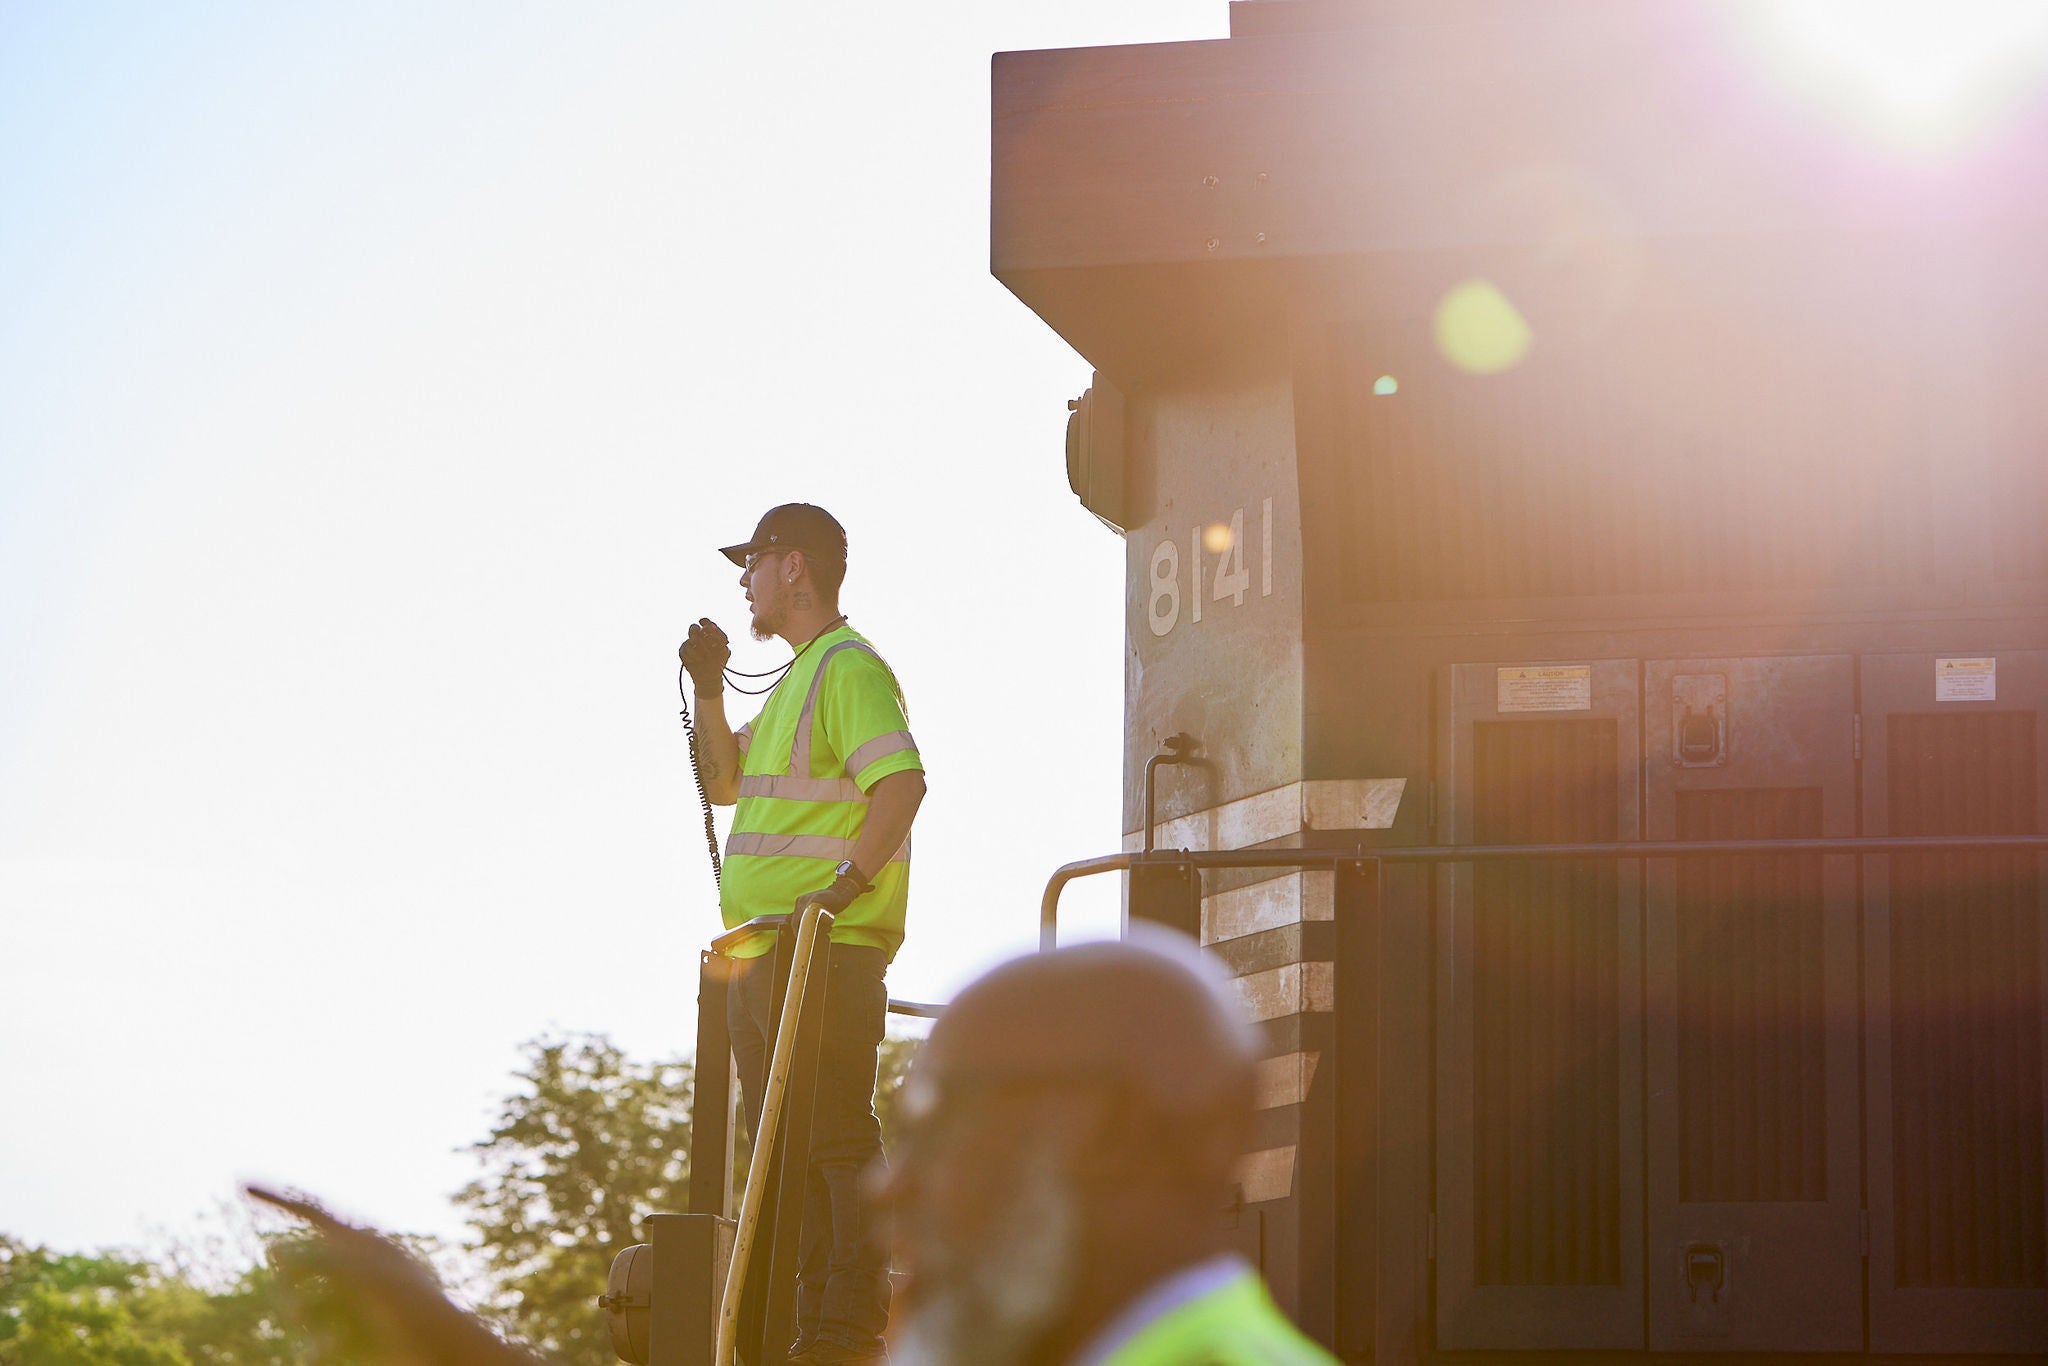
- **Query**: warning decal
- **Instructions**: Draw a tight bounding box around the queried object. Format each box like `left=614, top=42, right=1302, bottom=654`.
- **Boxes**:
left=1497, top=665, right=1594, bottom=713
left=1935, top=656, right=1996, bottom=703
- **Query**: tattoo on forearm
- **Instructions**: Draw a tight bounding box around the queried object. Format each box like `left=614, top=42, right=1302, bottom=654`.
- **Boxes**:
left=702, top=761, right=720, bottom=780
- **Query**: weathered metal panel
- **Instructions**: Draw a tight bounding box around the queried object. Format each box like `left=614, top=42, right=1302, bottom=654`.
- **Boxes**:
left=1436, top=660, right=1644, bottom=1349
left=1472, top=718, right=1625, bottom=1288
left=993, top=9, right=2048, bottom=279
left=1644, top=653, right=1862, bottom=1352
left=1863, top=651, right=2048, bottom=1353
left=1674, top=787, right=1829, bottom=1204
left=992, top=9, right=2048, bottom=381
left=1121, top=382, right=1305, bottom=839
left=1889, top=712, right=2043, bottom=1289
left=648, top=1214, right=734, bottom=1366
left=1311, top=311, right=1936, bottom=607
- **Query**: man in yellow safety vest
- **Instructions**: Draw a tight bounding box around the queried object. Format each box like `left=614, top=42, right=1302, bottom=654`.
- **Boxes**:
left=681, top=503, right=925, bottom=1366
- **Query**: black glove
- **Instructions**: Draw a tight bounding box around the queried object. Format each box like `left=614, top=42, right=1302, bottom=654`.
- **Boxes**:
left=796, top=873, right=865, bottom=916
left=679, top=618, right=730, bottom=696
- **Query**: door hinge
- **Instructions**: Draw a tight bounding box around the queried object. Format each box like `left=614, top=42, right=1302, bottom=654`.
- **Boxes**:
left=1853, top=713, right=1863, bottom=762
left=1860, top=1209, right=1870, bottom=1257
left=1425, top=1210, right=1437, bottom=1261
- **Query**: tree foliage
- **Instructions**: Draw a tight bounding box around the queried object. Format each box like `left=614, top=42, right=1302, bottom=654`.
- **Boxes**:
left=0, top=1239, right=190, bottom=1366
left=455, top=1028, right=923, bottom=1366
left=5, top=1028, right=923, bottom=1366
left=0, top=1232, right=344, bottom=1366
left=455, top=1034, right=694, bottom=1366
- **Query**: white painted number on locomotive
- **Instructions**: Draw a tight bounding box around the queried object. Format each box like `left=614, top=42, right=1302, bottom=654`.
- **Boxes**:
left=1146, top=498, right=1273, bottom=638
left=1147, top=537, right=1181, bottom=636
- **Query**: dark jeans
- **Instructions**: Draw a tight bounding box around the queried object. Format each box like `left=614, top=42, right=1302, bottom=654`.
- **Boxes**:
left=728, top=942, right=892, bottom=1355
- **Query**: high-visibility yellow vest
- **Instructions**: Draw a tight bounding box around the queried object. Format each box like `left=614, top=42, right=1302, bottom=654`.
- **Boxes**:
left=1091, top=1268, right=1337, bottom=1366
left=719, top=625, right=921, bottom=960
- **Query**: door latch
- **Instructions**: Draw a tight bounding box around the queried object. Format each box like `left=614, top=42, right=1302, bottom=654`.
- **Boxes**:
left=1684, top=1242, right=1726, bottom=1304
left=1671, top=674, right=1728, bottom=767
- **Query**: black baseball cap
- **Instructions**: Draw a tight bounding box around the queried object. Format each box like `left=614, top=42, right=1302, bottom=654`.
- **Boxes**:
left=719, top=503, right=849, bottom=568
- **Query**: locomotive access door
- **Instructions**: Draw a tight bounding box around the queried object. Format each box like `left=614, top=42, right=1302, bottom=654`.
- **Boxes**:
left=1862, top=651, right=2048, bottom=1354
left=1436, top=660, right=1643, bottom=1350
left=1644, top=656, right=1863, bottom=1351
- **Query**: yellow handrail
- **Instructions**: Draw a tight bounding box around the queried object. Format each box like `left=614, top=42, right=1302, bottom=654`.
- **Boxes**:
left=714, top=902, right=828, bottom=1366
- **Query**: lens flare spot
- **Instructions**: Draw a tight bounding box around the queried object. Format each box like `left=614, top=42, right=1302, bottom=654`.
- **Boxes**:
left=1373, top=374, right=1400, bottom=396
left=1202, top=522, right=1233, bottom=554
left=1434, top=280, right=1533, bottom=375
left=1732, top=0, right=2048, bottom=154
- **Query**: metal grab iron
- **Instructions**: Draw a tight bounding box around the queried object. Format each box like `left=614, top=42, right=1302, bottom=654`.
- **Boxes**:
left=715, top=902, right=834, bottom=1366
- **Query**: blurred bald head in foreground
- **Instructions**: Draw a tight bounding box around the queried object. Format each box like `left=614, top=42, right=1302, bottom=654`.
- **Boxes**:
left=883, top=931, right=1269, bottom=1366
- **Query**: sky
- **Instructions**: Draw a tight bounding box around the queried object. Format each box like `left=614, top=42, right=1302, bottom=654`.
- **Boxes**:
left=0, top=0, right=1226, bottom=1257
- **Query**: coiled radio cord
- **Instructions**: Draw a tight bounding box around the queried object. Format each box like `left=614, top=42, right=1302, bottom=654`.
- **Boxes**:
left=678, top=664, right=723, bottom=885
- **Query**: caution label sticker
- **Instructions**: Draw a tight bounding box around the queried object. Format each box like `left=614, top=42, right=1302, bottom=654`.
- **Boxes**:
left=1497, top=665, right=1593, bottom=713
left=1936, top=656, right=1996, bottom=703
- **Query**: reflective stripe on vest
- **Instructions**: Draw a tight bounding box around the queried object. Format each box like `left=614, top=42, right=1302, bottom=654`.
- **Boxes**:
left=737, top=773, right=865, bottom=802
left=791, top=640, right=876, bottom=778
left=843, top=729, right=916, bottom=778
left=725, top=832, right=911, bottom=864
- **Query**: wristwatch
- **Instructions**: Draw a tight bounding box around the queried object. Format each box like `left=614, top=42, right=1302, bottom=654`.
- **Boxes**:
left=833, top=859, right=872, bottom=892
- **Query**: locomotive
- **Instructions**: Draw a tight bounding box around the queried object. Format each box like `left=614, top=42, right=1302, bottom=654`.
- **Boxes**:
left=1002, top=2, right=2048, bottom=1359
